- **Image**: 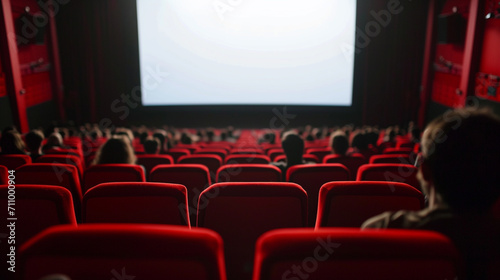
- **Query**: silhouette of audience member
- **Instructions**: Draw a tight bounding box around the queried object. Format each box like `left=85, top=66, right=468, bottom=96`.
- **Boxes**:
left=152, top=130, right=169, bottom=153
left=25, top=130, right=45, bottom=161
left=271, top=131, right=307, bottom=181
left=0, top=130, right=26, bottom=155
left=92, top=136, right=136, bottom=165
left=329, top=131, right=349, bottom=156
left=362, top=108, right=500, bottom=279
left=143, top=137, right=160, bottom=154
left=42, top=132, right=69, bottom=152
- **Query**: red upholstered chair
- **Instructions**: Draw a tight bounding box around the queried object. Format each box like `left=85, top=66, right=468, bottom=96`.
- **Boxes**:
left=0, top=154, right=31, bottom=170
left=229, top=148, right=264, bottom=155
left=274, top=154, right=319, bottom=163
left=136, top=154, right=174, bottom=177
left=224, top=154, right=270, bottom=165
left=150, top=164, right=211, bottom=226
left=165, top=148, right=191, bottom=163
left=287, top=164, right=350, bottom=227
left=198, top=182, right=307, bottom=280
left=82, top=164, right=145, bottom=194
left=266, top=148, right=284, bottom=161
left=383, top=147, right=413, bottom=154
left=0, top=165, right=7, bottom=184
left=315, top=181, right=424, bottom=228
left=323, top=154, right=367, bottom=180
left=82, top=182, right=190, bottom=226
left=357, top=163, right=421, bottom=191
left=369, top=153, right=414, bottom=164
left=216, top=164, right=281, bottom=183
left=306, top=147, right=332, bottom=162
left=178, top=154, right=222, bottom=183
left=252, top=228, right=461, bottom=280
left=16, top=164, right=83, bottom=220
left=174, top=144, right=200, bottom=153
left=0, top=185, right=76, bottom=247
left=35, top=154, right=84, bottom=178
left=19, top=224, right=227, bottom=280
left=195, top=148, right=229, bottom=161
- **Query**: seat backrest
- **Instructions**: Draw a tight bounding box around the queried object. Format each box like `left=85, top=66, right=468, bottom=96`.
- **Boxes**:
left=216, top=164, right=281, bottom=183
left=136, top=154, right=174, bottom=177
left=19, top=224, right=227, bottom=280
left=357, top=164, right=421, bottom=191
left=323, top=154, right=367, bottom=180
left=306, top=147, right=332, bottom=162
left=35, top=154, right=84, bottom=178
left=82, top=164, right=146, bottom=194
left=165, top=148, right=191, bottom=163
left=316, top=181, right=424, bottom=228
left=16, top=163, right=82, bottom=220
left=287, top=164, right=350, bottom=226
left=266, top=148, right=284, bottom=162
left=253, top=228, right=461, bottom=280
left=369, top=154, right=414, bottom=164
left=83, top=182, right=190, bottom=226
left=150, top=164, right=211, bottom=226
left=230, top=148, right=264, bottom=155
left=274, top=154, right=319, bottom=163
left=0, top=185, right=76, bottom=247
left=0, top=165, right=7, bottom=184
left=195, top=148, right=228, bottom=161
left=0, top=154, right=31, bottom=170
left=198, top=182, right=307, bottom=280
left=178, top=154, right=222, bottom=183
left=224, top=154, right=270, bottom=165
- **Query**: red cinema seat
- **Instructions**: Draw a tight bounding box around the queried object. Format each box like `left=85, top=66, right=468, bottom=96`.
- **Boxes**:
left=165, top=148, right=191, bottom=163
left=253, top=228, right=461, bottom=280
left=267, top=148, right=284, bottom=162
left=274, top=154, right=319, bottom=163
left=136, top=154, right=174, bottom=177
left=178, top=154, right=222, bottom=183
left=82, top=182, right=190, bottom=226
left=195, top=148, right=228, bottom=161
left=0, top=165, right=7, bottom=184
left=216, top=164, right=281, bottom=183
left=19, top=224, right=227, bottom=280
left=35, top=154, right=84, bottom=178
left=315, top=181, right=424, bottom=228
left=198, top=182, right=307, bottom=280
left=323, top=154, right=367, bottom=180
left=82, top=164, right=145, bottom=194
left=287, top=164, right=350, bottom=226
left=16, top=164, right=82, bottom=220
left=306, top=147, right=332, bottom=162
left=150, top=164, right=211, bottom=226
left=0, top=154, right=31, bottom=170
left=230, top=148, right=264, bottom=155
left=224, top=154, right=270, bottom=165
left=174, top=144, right=200, bottom=153
left=369, top=154, right=414, bottom=164
left=383, top=147, right=413, bottom=154
left=0, top=185, right=76, bottom=247
left=357, top=164, right=421, bottom=191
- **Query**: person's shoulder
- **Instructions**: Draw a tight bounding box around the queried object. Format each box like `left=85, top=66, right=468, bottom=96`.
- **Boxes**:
left=362, top=207, right=445, bottom=229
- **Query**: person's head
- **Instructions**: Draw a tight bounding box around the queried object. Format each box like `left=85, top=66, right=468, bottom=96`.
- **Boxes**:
left=180, top=132, right=193, bottom=144
left=330, top=131, right=349, bottom=156
left=0, top=131, right=25, bottom=154
left=384, top=127, right=396, bottom=142
left=152, top=130, right=167, bottom=152
left=419, top=108, right=500, bottom=214
left=281, top=131, right=304, bottom=164
left=410, top=127, right=421, bottom=142
left=351, top=131, right=369, bottom=151
left=143, top=137, right=160, bottom=154
left=46, top=132, right=63, bottom=147
left=25, top=130, right=44, bottom=153
left=92, top=136, right=136, bottom=165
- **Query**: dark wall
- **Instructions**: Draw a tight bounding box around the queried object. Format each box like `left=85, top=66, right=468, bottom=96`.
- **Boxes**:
left=56, top=0, right=429, bottom=129
left=0, top=96, right=13, bottom=129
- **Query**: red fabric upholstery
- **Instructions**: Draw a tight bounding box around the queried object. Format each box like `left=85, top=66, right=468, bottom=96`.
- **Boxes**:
left=357, top=164, right=421, bottom=191
left=178, top=154, right=222, bottom=183
left=82, top=164, right=145, bottom=194
left=16, top=163, right=82, bottom=220
left=19, top=224, right=226, bottom=280
left=323, top=154, right=367, bottom=180
left=216, top=164, right=281, bottom=183
left=274, top=154, right=319, bottom=163
left=306, top=148, right=332, bottom=163
left=165, top=148, right=191, bottom=163
left=224, top=154, right=270, bottom=165
left=150, top=164, right=211, bottom=226
left=287, top=164, right=350, bottom=227
left=230, top=148, right=264, bottom=155
left=369, top=154, right=414, bottom=164
left=195, top=148, right=229, bottom=161
left=253, top=228, right=461, bottom=280
left=315, top=181, right=424, bottom=228
left=198, top=182, right=307, bottom=280
left=0, top=165, right=7, bottom=184
left=36, top=154, right=84, bottom=178
left=266, top=148, right=284, bottom=161
left=83, top=182, right=190, bottom=226
left=0, top=154, right=31, bottom=170
left=0, top=185, right=76, bottom=247
left=136, top=154, right=174, bottom=177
